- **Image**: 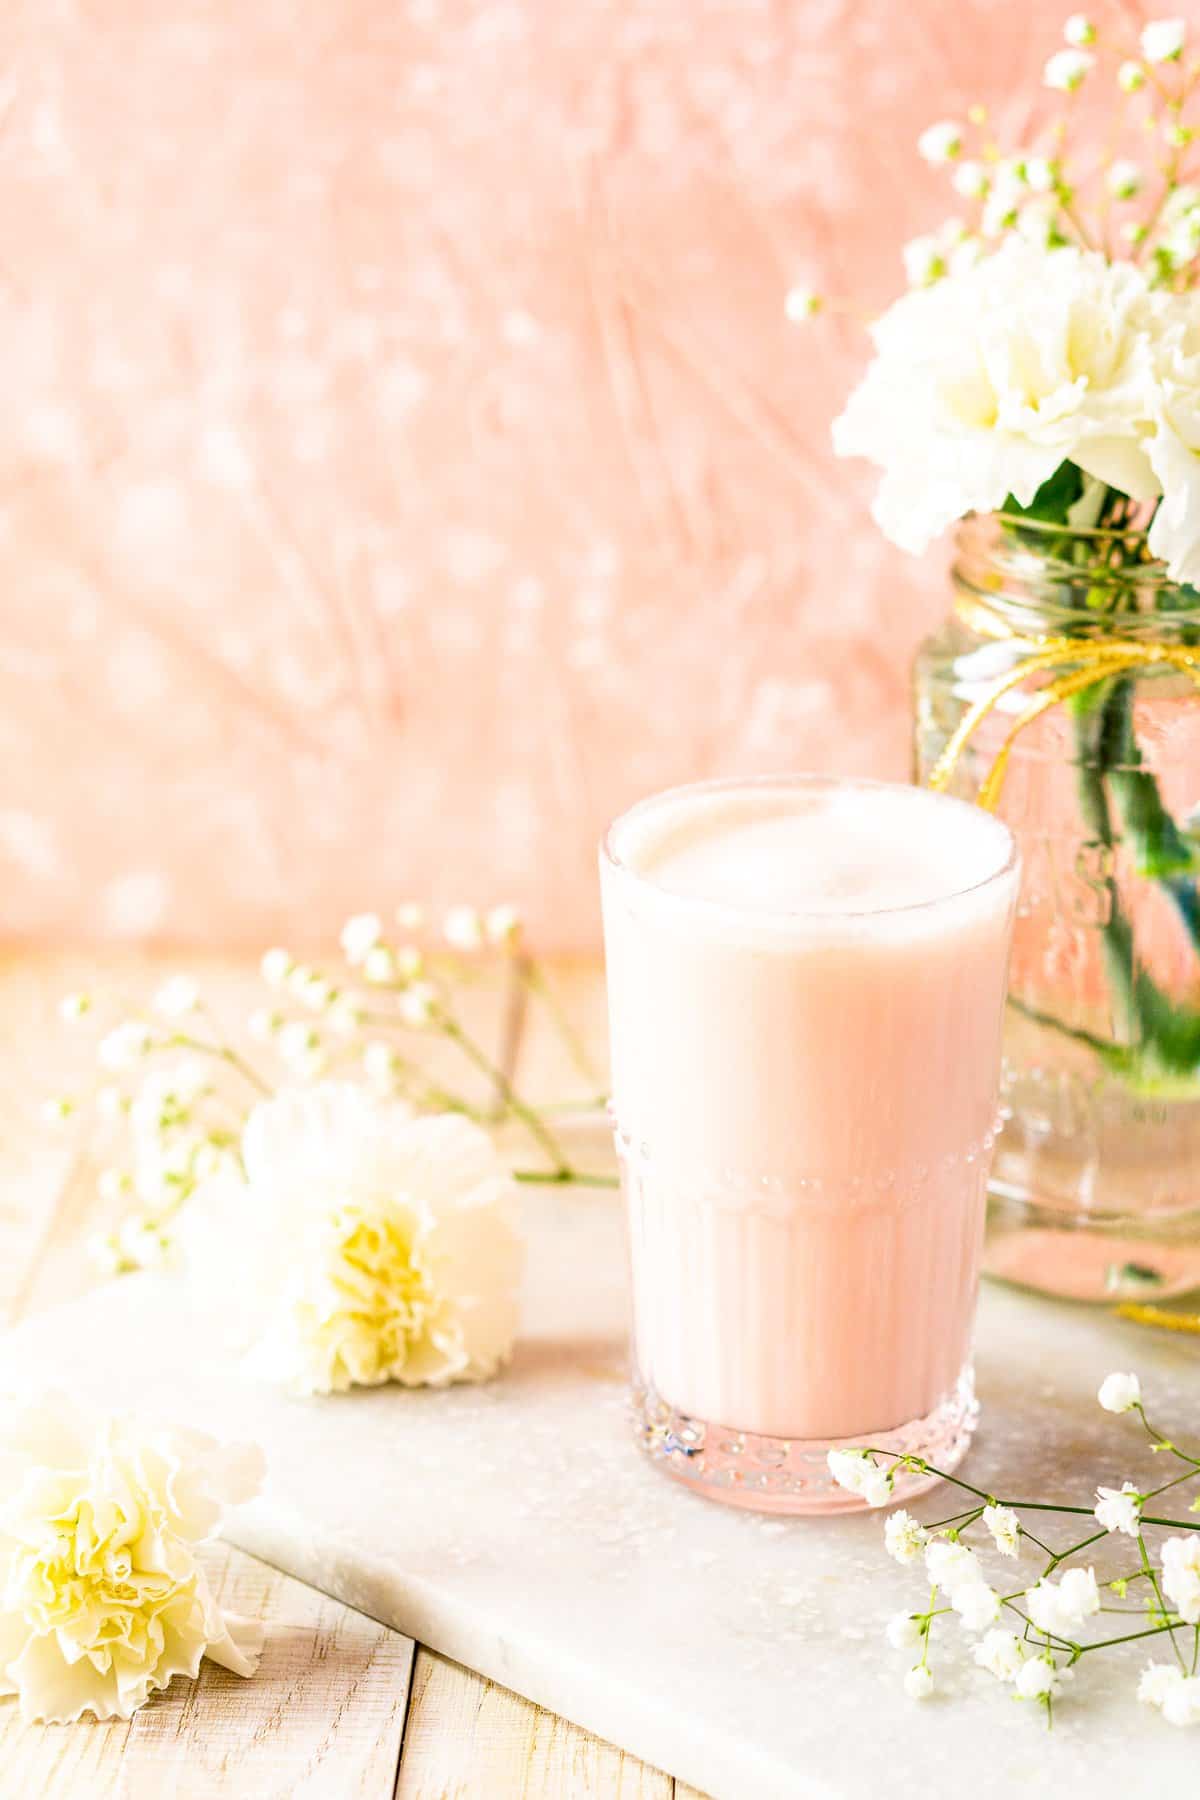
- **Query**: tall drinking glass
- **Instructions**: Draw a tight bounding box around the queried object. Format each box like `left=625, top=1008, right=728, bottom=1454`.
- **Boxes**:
left=600, top=776, right=1019, bottom=1514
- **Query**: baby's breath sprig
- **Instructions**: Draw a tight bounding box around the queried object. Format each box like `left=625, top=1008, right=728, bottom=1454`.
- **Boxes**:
left=784, top=14, right=1200, bottom=325
left=830, top=1369, right=1200, bottom=1727
left=43, top=905, right=616, bottom=1273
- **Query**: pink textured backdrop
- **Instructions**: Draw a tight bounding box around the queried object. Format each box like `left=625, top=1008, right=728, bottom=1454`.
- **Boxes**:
left=1, top=1, right=1079, bottom=949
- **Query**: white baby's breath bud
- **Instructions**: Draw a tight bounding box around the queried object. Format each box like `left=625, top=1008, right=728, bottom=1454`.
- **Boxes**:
left=925, top=1538, right=983, bottom=1594
left=884, top=1509, right=929, bottom=1565
left=394, top=901, right=425, bottom=931
left=297, top=972, right=335, bottom=1011
left=1016, top=199, right=1059, bottom=249
left=152, top=975, right=200, bottom=1019
left=485, top=904, right=523, bottom=946
left=947, top=234, right=984, bottom=274
left=277, top=1021, right=318, bottom=1065
left=981, top=191, right=1020, bottom=237
left=260, top=947, right=291, bottom=986
left=190, top=1140, right=222, bottom=1182
left=399, top=982, right=438, bottom=1028
left=295, top=1046, right=327, bottom=1082
left=39, top=1096, right=75, bottom=1126
left=903, top=1664, right=934, bottom=1700
left=95, top=1084, right=126, bottom=1122
left=395, top=945, right=425, bottom=982
left=1106, top=160, right=1143, bottom=200
left=1164, top=119, right=1194, bottom=150
left=1015, top=1657, right=1070, bottom=1702
left=1024, top=156, right=1056, bottom=192
left=917, top=119, right=963, bottom=164
left=58, top=991, right=91, bottom=1022
left=901, top=234, right=946, bottom=288
left=1141, top=18, right=1186, bottom=63
left=886, top=1612, right=923, bottom=1651
left=327, top=995, right=363, bottom=1036
left=951, top=1581, right=1001, bottom=1632
left=442, top=906, right=485, bottom=952
left=1118, top=59, right=1147, bottom=92
left=1095, top=1482, right=1142, bottom=1537
left=784, top=284, right=822, bottom=323
left=1098, top=1370, right=1141, bottom=1413
left=1063, top=13, right=1096, bottom=45
left=117, top=1214, right=171, bottom=1271
left=247, top=1007, right=278, bottom=1043
left=97, top=1167, right=131, bottom=1204
left=363, top=945, right=396, bottom=985
left=98, top=1022, right=153, bottom=1072
left=363, top=1041, right=397, bottom=1091
left=1139, top=1661, right=1186, bottom=1711
left=88, top=1231, right=125, bottom=1277
left=951, top=160, right=989, bottom=199
left=1044, top=47, right=1094, bottom=90
left=983, top=1503, right=1022, bottom=1557
left=974, top=1630, right=1026, bottom=1682
left=1122, top=221, right=1149, bottom=245
left=340, top=913, right=383, bottom=965
left=826, top=1448, right=892, bottom=1506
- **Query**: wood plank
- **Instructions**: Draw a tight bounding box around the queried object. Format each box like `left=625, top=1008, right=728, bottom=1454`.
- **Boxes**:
left=395, top=1650, right=674, bottom=1800
left=0, top=1543, right=414, bottom=1800
left=0, top=952, right=686, bottom=1800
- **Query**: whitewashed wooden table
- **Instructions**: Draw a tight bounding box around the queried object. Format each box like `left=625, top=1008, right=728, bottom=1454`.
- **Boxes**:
left=0, top=951, right=702, bottom=1799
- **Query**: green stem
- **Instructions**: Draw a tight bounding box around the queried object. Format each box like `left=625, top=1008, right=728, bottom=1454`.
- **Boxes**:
left=439, top=1013, right=573, bottom=1176
left=517, top=958, right=601, bottom=1086
left=513, top=1168, right=619, bottom=1189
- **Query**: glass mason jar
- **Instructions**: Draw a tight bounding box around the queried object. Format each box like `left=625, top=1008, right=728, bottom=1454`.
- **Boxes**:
left=915, top=514, right=1200, bottom=1303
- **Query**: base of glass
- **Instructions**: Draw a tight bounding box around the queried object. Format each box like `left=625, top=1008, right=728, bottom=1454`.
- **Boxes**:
left=984, top=1182, right=1200, bottom=1303
left=631, top=1366, right=979, bottom=1516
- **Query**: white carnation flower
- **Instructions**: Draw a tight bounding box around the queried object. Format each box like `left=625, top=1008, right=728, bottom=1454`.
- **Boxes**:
left=0, top=1393, right=263, bottom=1722
left=186, top=1083, right=523, bottom=1397
left=1145, top=306, right=1200, bottom=584
left=833, top=241, right=1164, bottom=556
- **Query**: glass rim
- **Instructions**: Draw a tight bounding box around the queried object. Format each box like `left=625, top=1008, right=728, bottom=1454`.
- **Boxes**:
left=600, top=773, right=1020, bottom=925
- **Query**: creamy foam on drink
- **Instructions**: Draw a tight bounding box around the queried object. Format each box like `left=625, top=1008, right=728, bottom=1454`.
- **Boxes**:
left=601, top=777, right=1019, bottom=1465
left=622, top=781, right=1012, bottom=918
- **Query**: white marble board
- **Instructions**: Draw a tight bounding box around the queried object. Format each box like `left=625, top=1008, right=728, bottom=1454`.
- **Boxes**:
left=1, top=1191, right=1197, bottom=1799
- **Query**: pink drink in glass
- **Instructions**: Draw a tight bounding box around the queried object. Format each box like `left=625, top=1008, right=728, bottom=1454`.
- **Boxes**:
left=600, top=776, right=1019, bottom=1513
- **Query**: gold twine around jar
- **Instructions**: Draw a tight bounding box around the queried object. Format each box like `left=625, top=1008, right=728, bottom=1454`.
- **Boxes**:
left=926, top=593, right=1200, bottom=811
